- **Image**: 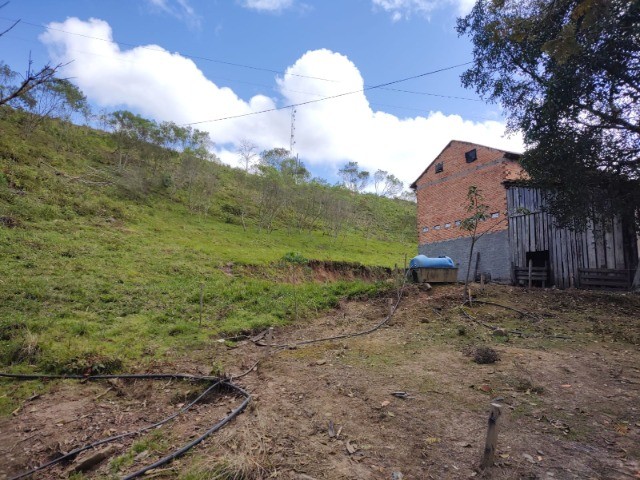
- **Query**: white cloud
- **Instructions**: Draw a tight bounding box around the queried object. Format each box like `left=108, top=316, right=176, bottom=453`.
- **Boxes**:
left=40, top=18, right=522, bottom=189
left=144, top=0, right=201, bottom=28
left=239, top=0, right=295, bottom=12
left=371, top=0, right=475, bottom=20
left=276, top=49, right=522, bottom=185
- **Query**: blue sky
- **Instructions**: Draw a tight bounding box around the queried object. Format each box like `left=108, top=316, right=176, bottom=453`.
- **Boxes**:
left=0, top=0, right=522, bottom=187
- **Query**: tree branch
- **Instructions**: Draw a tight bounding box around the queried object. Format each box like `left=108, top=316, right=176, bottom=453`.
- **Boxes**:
left=0, top=63, right=61, bottom=107
left=0, top=18, right=19, bottom=37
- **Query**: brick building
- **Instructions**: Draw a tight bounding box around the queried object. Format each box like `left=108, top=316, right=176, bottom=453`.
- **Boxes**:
left=411, top=140, right=639, bottom=289
left=410, top=140, right=525, bottom=283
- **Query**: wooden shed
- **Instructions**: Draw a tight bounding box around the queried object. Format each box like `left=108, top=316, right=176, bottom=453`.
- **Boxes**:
left=506, top=183, right=639, bottom=289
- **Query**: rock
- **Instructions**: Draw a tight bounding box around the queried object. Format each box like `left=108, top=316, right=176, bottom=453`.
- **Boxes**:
left=346, top=440, right=358, bottom=454
left=298, top=474, right=319, bottom=480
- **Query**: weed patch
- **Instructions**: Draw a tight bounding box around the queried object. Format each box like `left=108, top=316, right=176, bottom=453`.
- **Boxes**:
left=466, top=346, right=500, bottom=364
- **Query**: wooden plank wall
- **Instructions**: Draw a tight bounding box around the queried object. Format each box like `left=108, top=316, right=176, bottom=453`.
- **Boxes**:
left=506, top=186, right=633, bottom=288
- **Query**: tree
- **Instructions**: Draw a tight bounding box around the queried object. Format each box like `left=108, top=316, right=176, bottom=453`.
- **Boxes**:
left=0, top=60, right=62, bottom=108
left=174, top=152, right=217, bottom=214
left=458, top=0, right=640, bottom=229
left=258, top=148, right=310, bottom=183
left=23, top=78, right=90, bottom=124
left=0, top=4, right=62, bottom=108
left=399, top=190, right=416, bottom=203
left=338, top=161, right=370, bottom=192
left=107, top=110, right=156, bottom=170
left=373, top=169, right=404, bottom=197
left=460, top=186, right=490, bottom=302
left=236, top=139, right=258, bottom=172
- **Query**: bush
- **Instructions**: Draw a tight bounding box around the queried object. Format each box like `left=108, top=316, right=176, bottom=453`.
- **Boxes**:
left=281, top=251, right=308, bottom=265
left=470, top=346, right=500, bottom=364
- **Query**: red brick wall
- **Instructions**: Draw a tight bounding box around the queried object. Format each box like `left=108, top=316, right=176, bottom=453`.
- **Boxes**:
left=414, top=141, right=525, bottom=245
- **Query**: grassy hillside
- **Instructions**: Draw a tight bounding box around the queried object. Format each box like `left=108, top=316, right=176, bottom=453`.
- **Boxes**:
left=0, top=109, right=416, bottom=384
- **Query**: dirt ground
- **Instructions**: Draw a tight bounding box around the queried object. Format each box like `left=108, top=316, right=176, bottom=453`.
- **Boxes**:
left=1, top=283, right=639, bottom=479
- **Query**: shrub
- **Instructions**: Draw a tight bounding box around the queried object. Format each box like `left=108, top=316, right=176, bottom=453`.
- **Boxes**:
left=281, top=251, right=308, bottom=265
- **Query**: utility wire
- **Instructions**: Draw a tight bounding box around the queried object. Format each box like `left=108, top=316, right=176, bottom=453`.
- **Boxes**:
left=1, top=17, right=480, bottom=102
left=0, top=16, right=341, bottom=83
left=183, top=62, right=473, bottom=126
left=7, top=33, right=490, bottom=119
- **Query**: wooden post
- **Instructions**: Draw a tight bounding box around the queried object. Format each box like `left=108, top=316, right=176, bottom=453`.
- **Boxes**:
left=199, top=283, right=204, bottom=326
left=633, top=264, right=640, bottom=291
left=480, top=400, right=502, bottom=470
left=388, top=298, right=393, bottom=318
left=265, top=327, right=274, bottom=357
left=480, top=274, right=485, bottom=291
left=528, top=259, right=533, bottom=290
left=290, top=266, right=299, bottom=321
left=510, top=261, right=516, bottom=286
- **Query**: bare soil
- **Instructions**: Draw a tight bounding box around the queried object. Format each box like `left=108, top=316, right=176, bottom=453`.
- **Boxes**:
left=1, top=284, right=639, bottom=480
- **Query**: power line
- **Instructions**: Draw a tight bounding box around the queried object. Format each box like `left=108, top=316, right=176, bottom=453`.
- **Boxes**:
left=0, top=16, right=340, bottom=83
left=0, top=17, right=479, bottom=124
left=0, top=16, right=480, bottom=102
left=4, top=33, right=490, bottom=122
left=183, top=61, right=472, bottom=126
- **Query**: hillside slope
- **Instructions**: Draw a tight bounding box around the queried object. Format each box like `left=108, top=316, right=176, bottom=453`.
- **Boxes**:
left=0, top=109, right=416, bottom=383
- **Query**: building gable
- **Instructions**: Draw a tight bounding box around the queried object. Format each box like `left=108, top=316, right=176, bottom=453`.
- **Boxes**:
left=410, top=140, right=521, bottom=190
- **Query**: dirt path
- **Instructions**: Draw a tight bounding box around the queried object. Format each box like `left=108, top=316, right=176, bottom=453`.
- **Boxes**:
left=1, top=284, right=639, bottom=479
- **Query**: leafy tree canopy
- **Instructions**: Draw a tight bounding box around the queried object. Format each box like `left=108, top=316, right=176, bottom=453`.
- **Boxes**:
left=338, top=161, right=370, bottom=192
left=258, top=148, right=310, bottom=183
left=458, top=0, right=640, bottom=229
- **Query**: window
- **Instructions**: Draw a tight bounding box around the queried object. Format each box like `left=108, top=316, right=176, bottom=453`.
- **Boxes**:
left=434, top=225, right=441, bottom=230
left=465, top=149, right=477, bottom=163
left=435, top=162, right=444, bottom=173
left=444, top=223, right=451, bottom=229
left=422, top=226, right=429, bottom=233
left=491, top=212, right=500, bottom=218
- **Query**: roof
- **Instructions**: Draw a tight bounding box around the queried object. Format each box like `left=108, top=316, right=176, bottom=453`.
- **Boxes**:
left=409, top=140, right=522, bottom=189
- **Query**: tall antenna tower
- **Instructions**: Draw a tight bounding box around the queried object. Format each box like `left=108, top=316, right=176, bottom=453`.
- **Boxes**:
left=289, top=107, right=297, bottom=156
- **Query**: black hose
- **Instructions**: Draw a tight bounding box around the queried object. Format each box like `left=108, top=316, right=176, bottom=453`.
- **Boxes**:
left=4, top=272, right=403, bottom=477
left=122, top=382, right=251, bottom=479
left=255, top=269, right=410, bottom=349
left=1, top=373, right=247, bottom=480
left=0, top=372, right=218, bottom=381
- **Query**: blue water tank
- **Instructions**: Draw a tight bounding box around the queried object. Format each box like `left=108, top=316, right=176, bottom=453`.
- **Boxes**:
left=409, top=255, right=455, bottom=269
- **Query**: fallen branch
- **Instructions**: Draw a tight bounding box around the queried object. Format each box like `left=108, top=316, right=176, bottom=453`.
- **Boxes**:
left=94, top=386, right=113, bottom=400
left=469, top=299, right=537, bottom=319
left=458, top=306, right=570, bottom=341
left=40, top=161, right=113, bottom=186
left=459, top=306, right=520, bottom=335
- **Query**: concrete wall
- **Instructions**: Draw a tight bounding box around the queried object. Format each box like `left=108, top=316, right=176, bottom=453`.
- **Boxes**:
left=418, top=229, right=511, bottom=283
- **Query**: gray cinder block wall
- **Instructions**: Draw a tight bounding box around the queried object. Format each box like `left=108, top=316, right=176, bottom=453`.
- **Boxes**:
left=418, top=229, right=511, bottom=283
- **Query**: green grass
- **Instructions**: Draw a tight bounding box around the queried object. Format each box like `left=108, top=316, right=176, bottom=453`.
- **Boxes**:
left=109, top=431, right=168, bottom=474
left=0, top=109, right=416, bottom=402
left=0, top=203, right=408, bottom=374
